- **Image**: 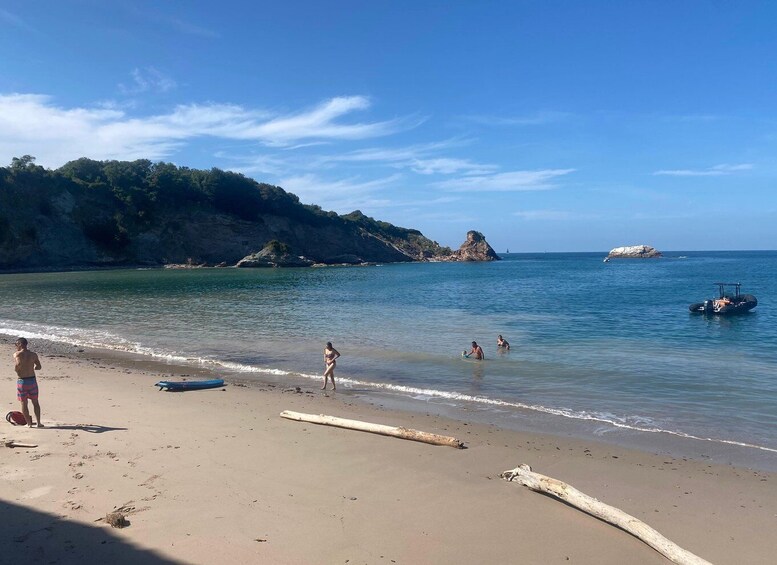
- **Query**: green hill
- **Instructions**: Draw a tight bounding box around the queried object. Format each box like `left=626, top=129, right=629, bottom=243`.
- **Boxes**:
left=0, top=156, right=452, bottom=271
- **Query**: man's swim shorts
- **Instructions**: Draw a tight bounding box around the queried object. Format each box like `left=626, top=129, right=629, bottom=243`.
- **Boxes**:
left=17, top=377, right=38, bottom=401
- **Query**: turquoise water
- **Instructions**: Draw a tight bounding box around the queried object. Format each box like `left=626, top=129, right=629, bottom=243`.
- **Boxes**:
left=2, top=251, right=776, bottom=467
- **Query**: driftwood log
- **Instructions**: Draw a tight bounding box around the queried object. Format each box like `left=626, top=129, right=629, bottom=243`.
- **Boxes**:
left=501, top=464, right=712, bottom=565
left=3, top=440, right=38, bottom=448
left=280, top=410, right=465, bottom=448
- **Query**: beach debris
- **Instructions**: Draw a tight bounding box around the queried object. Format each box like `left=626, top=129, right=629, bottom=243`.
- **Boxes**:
left=105, top=511, right=130, bottom=528
left=280, top=410, right=465, bottom=448
left=282, top=387, right=303, bottom=394
left=500, top=464, right=712, bottom=565
left=3, top=439, right=38, bottom=448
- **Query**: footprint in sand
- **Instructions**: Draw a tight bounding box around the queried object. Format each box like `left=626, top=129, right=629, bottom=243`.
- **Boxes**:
left=64, top=500, right=83, bottom=511
left=139, top=474, right=160, bottom=487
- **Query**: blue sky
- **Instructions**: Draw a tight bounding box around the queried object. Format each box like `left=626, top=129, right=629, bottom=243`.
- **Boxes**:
left=1, top=1, right=776, bottom=251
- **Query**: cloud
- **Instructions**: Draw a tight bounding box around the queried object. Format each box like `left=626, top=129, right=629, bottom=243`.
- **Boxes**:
left=322, top=139, right=467, bottom=164
left=310, top=139, right=495, bottom=176
left=463, top=111, right=572, bottom=126
left=513, top=210, right=573, bottom=220
left=0, top=8, right=37, bottom=33
left=169, top=17, right=220, bottom=38
left=119, top=68, right=177, bottom=95
left=435, top=169, right=576, bottom=192
left=0, top=93, right=412, bottom=167
left=409, top=158, right=497, bottom=175
left=224, top=154, right=290, bottom=176
left=277, top=173, right=403, bottom=212
left=119, top=4, right=219, bottom=38
left=653, top=163, right=753, bottom=177
left=243, top=97, right=416, bottom=146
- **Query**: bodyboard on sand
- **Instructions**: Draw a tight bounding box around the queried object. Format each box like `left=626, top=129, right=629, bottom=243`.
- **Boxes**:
left=155, top=379, right=225, bottom=391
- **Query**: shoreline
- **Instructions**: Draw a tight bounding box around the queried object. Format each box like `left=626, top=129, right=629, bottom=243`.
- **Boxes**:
left=4, top=332, right=776, bottom=472
left=2, top=336, right=777, bottom=563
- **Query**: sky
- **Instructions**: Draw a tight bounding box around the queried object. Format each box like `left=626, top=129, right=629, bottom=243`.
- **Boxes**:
left=1, top=1, right=776, bottom=252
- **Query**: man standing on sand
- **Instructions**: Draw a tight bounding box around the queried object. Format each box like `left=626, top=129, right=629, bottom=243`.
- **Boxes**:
left=14, top=337, right=43, bottom=427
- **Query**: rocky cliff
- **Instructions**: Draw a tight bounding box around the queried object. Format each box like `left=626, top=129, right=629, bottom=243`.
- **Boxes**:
left=606, top=245, right=662, bottom=259
left=0, top=157, right=453, bottom=271
left=434, top=230, right=500, bottom=262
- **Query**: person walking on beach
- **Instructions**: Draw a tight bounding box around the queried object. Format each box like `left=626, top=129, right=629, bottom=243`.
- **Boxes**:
left=497, top=335, right=510, bottom=350
left=464, top=341, right=485, bottom=360
left=322, top=341, right=341, bottom=390
left=13, top=337, right=43, bottom=427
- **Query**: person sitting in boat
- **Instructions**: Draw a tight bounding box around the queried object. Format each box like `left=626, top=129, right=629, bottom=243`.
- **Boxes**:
left=496, top=335, right=510, bottom=350
left=714, top=297, right=732, bottom=312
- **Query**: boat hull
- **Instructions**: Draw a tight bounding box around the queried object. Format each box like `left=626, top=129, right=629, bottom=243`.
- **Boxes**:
left=689, top=294, right=757, bottom=315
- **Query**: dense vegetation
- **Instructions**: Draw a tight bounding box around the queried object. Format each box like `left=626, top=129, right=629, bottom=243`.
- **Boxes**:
left=0, top=156, right=451, bottom=268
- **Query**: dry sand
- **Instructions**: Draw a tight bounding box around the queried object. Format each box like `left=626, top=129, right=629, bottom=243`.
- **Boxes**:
left=2, top=341, right=776, bottom=564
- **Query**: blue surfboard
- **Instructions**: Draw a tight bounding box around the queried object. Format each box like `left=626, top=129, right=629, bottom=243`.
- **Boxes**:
left=156, top=379, right=225, bottom=391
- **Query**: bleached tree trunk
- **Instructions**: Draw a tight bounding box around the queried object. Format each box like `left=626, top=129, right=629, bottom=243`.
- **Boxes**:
left=3, top=440, right=37, bottom=448
left=280, top=410, right=464, bottom=448
left=501, top=464, right=712, bottom=565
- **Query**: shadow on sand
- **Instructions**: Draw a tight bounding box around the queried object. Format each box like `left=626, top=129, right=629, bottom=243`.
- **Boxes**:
left=2, top=499, right=181, bottom=564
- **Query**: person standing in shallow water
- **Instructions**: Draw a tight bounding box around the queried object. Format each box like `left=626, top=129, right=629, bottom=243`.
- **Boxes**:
left=465, top=341, right=485, bottom=360
left=14, top=337, right=43, bottom=427
left=322, top=342, right=341, bottom=390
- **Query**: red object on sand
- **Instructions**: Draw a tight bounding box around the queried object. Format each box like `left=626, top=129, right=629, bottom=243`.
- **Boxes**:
left=5, top=411, right=27, bottom=425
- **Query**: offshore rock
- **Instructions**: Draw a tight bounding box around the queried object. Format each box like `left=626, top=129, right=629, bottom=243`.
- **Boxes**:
left=606, top=245, right=662, bottom=259
left=236, top=241, right=314, bottom=268
left=435, top=231, right=500, bottom=262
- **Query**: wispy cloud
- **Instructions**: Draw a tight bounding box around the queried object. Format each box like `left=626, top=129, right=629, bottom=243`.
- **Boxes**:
left=278, top=173, right=403, bottom=212
left=0, top=8, right=37, bottom=33
left=239, top=97, right=415, bottom=146
left=0, top=93, right=412, bottom=167
left=513, top=209, right=603, bottom=221
left=653, top=163, right=753, bottom=177
left=321, top=139, right=468, bottom=164
left=463, top=111, right=572, bottom=126
left=409, top=158, right=496, bottom=175
left=310, top=139, right=494, bottom=176
left=120, top=4, right=219, bottom=38
left=169, top=17, right=220, bottom=38
left=435, top=169, right=576, bottom=192
left=513, top=210, right=572, bottom=220
left=660, top=114, right=721, bottom=123
left=118, top=68, right=177, bottom=95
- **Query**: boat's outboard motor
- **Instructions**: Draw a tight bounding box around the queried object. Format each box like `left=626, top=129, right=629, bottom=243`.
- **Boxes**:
left=703, top=299, right=714, bottom=314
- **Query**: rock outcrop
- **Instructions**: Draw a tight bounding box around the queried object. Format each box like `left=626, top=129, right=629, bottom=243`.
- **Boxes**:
left=606, top=245, right=662, bottom=259
left=435, top=231, right=500, bottom=262
left=236, top=241, right=314, bottom=268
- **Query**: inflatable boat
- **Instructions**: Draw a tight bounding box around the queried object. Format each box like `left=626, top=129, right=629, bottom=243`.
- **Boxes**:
left=689, top=283, right=757, bottom=315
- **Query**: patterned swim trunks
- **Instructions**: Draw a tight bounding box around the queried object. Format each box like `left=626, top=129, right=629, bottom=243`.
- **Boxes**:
left=17, top=377, right=39, bottom=401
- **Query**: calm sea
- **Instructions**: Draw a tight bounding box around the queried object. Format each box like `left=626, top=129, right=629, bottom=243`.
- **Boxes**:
left=2, top=251, right=776, bottom=469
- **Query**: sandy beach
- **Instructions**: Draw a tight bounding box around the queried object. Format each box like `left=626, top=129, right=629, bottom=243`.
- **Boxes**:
left=2, top=338, right=776, bottom=565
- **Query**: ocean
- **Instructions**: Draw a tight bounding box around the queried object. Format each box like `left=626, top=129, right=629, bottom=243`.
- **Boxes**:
left=2, top=251, right=776, bottom=469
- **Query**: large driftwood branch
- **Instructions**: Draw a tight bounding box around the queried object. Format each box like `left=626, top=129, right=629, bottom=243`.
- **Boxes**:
left=3, top=440, right=38, bottom=448
left=501, top=464, right=712, bottom=565
left=280, top=410, right=465, bottom=448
